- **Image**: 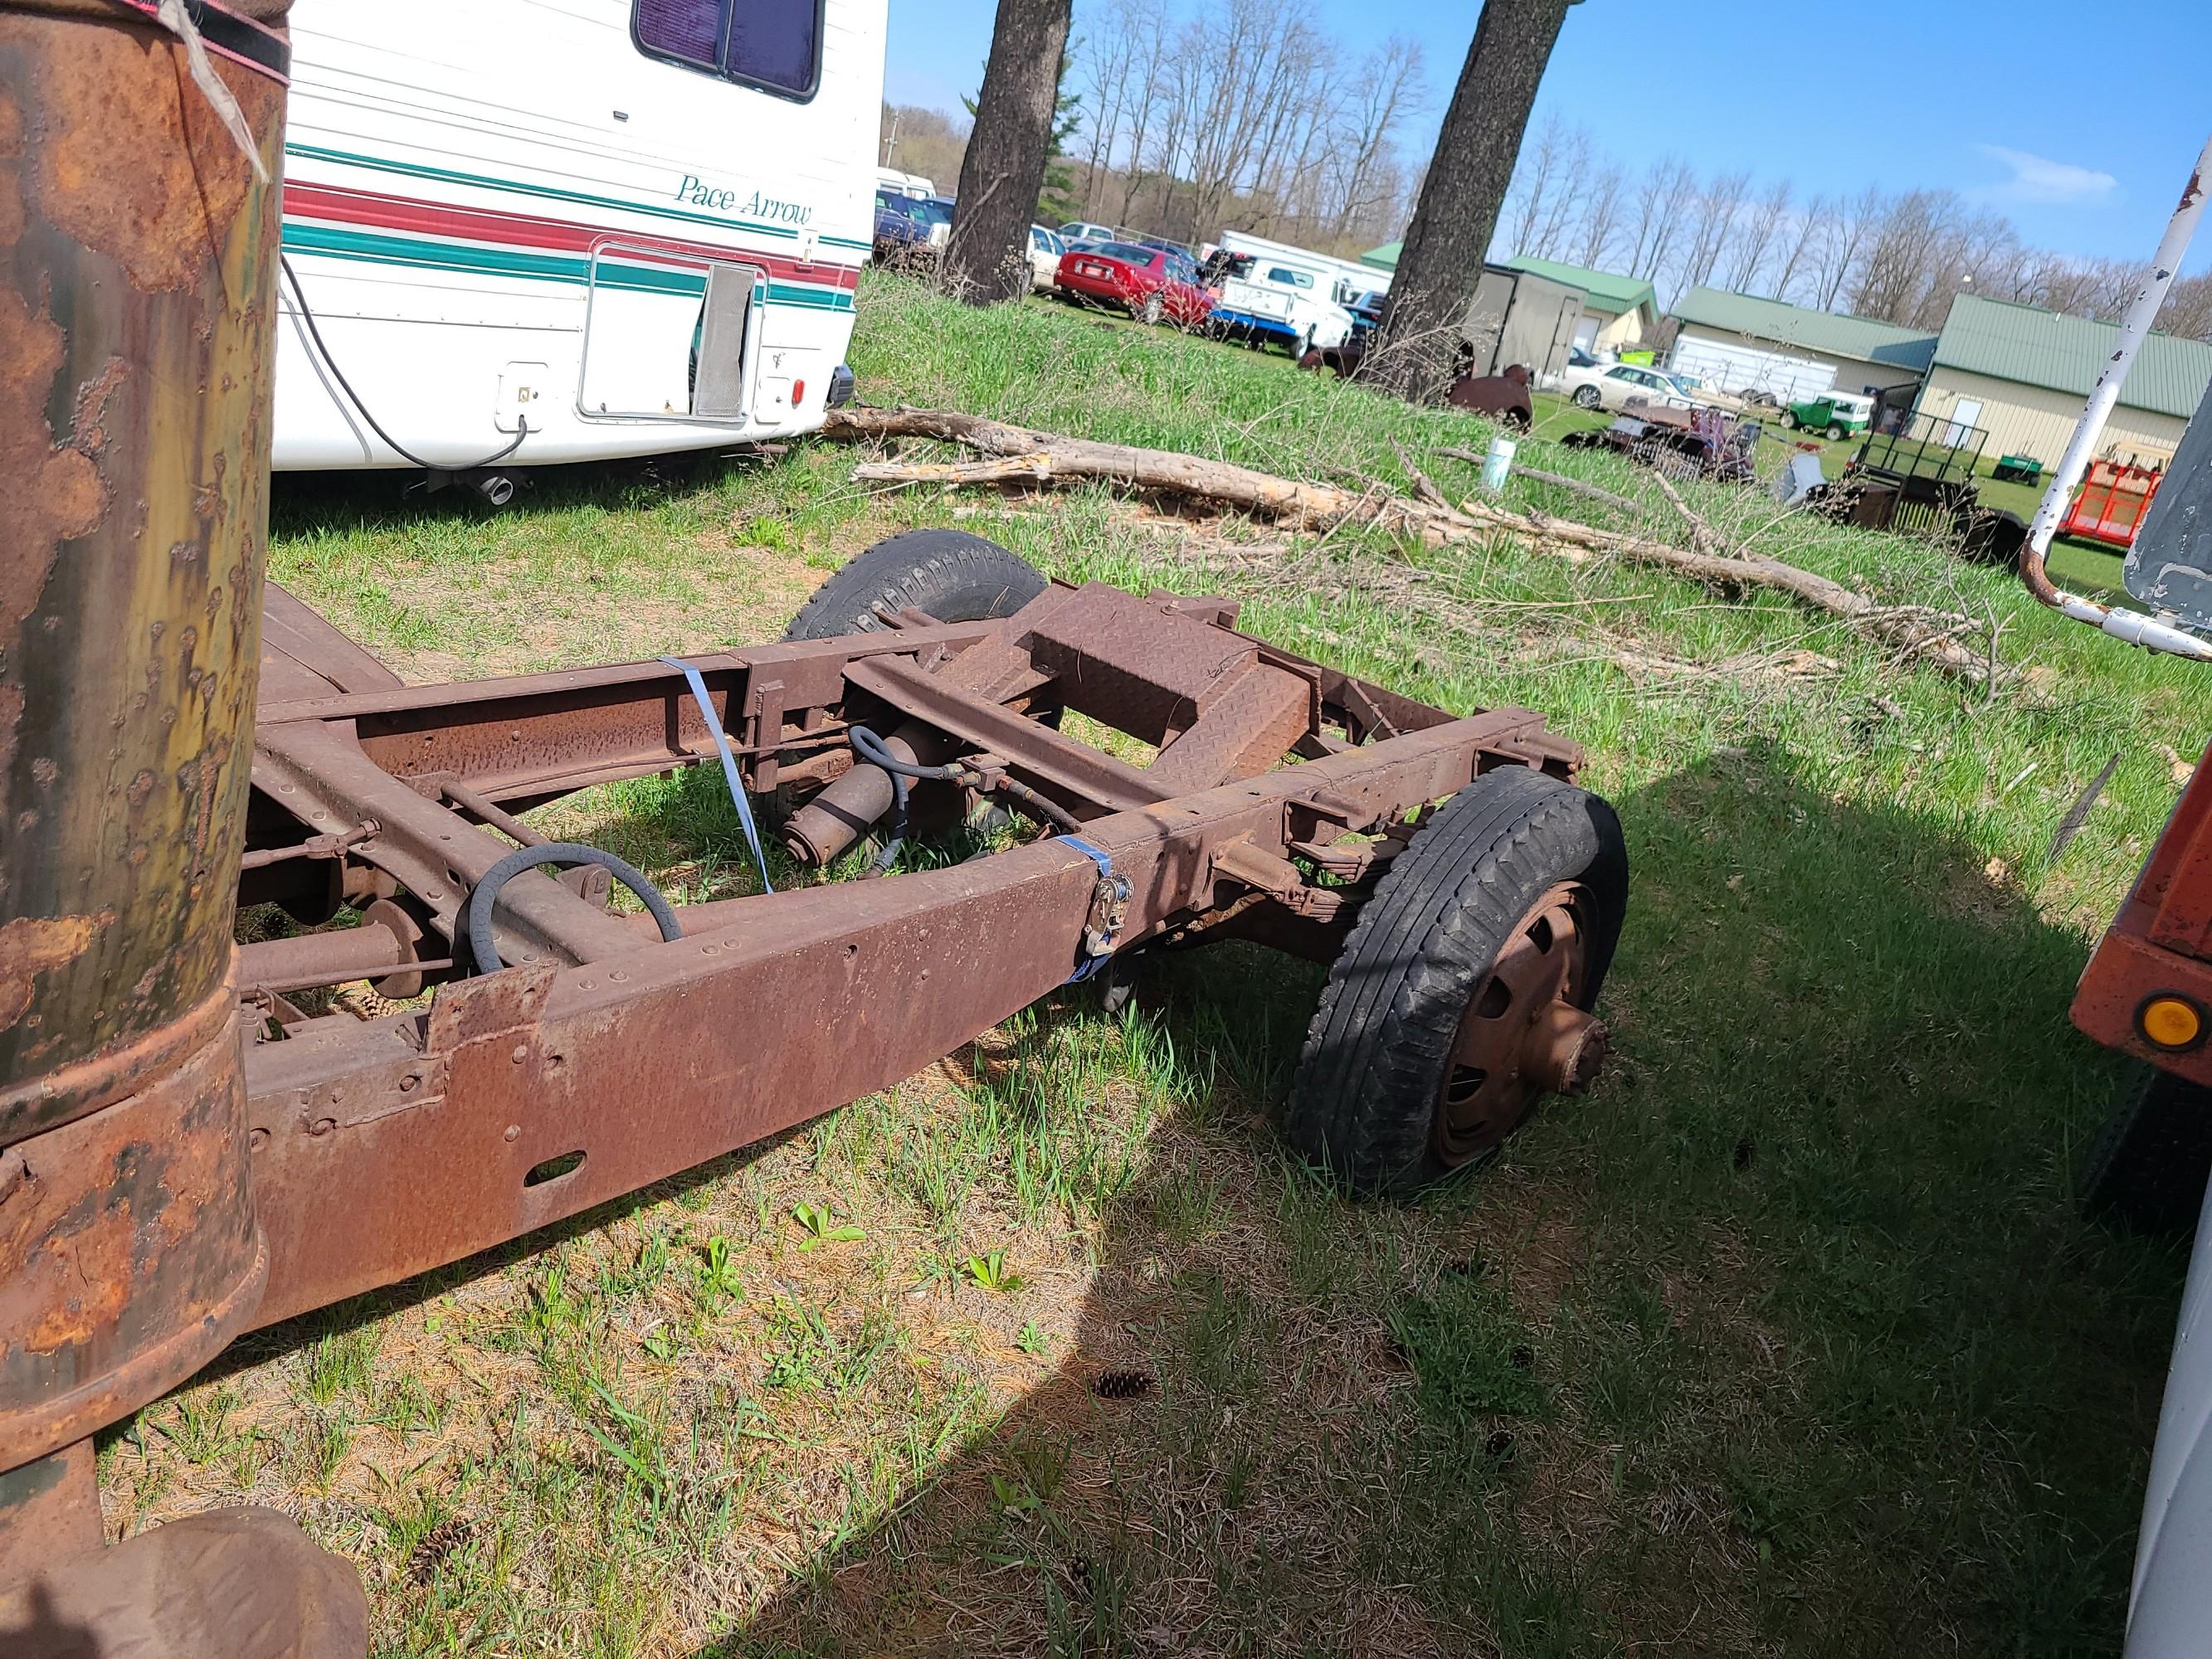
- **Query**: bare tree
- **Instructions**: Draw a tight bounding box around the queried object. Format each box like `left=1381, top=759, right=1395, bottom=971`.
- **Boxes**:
left=1325, top=36, right=1425, bottom=241
left=1768, top=190, right=1825, bottom=304
left=1110, top=0, right=1176, bottom=222
left=1075, top=0, right=1144, bottom=216
left=1677, top=170, right=1749, bottom=294
left=1371, top=0, right=1576, bottom=397
left=1574, top=161, right=1625, bottom=269
left=1849, top=189, right=1967, bottom=324
left=1500, top=111, right=1572, bottom=259
left=944, top=0, right=1075, bottom=304
left=1622, top=156, right=1697, bottom=285
left=1527, top=124, right=1591, bottom=260
left=879, top=104, right=970, bottom=195
left=1812, top=185, right=1881, bottom=311
left=1721, top=178, right=1791, bottom=293
left=2159, top=270, right=2212, bottom=341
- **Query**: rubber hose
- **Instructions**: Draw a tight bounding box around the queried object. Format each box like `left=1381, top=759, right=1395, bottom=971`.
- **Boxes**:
left=849, top=724, right=967, bottom=781
left=466, top=843, right=682, bottom=973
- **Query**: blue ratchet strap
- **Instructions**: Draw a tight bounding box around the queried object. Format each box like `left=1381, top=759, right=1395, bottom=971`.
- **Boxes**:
left=660, top=656, right=775, bottom=896
left=1058, top=834, right=1129, bottom=984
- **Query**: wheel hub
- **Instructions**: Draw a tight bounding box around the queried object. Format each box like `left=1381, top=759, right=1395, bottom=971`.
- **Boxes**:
left=1432, top=881, right=1608, bottom=1165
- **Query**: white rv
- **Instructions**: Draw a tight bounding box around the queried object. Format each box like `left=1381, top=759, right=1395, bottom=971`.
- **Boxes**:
left=275, top=0, right=885, bottom=478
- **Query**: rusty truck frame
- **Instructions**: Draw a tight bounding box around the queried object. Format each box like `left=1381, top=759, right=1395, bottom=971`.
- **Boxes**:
left=0, top=7, right=1629, bottom=1651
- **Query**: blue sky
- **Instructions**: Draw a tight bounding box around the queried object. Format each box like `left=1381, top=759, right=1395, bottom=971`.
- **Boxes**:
left=884, top=0, right=2211, bottom=272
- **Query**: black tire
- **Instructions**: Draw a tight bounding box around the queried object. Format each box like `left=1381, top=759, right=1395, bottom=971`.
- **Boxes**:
left=1781, top=411, right=1798, bottom=431
left=1825, top=423, right=1845, bottom=442
left=1284, top=766, right=1629, bottom=1197
left=1572, top=385, right=1601, bottom=411
left=782, top=529, right=1045, bottom=641
left=2080, top=1065, right=2212, bottom=1233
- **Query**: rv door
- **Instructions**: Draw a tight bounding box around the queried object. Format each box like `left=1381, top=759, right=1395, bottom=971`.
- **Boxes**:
left=577, top=242, right=764, bottom=424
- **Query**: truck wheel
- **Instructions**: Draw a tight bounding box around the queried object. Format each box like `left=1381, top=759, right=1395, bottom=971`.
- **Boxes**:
left=1572, top=385, right=1602, bottom=410
left=1136, top=290, right=1164, bottom=326
left=1825, top=423, right=1846, bottom=442
left=783, top=528, right=1045, bottom=640
left=1781, top=411, right=1798, bottom=430
left=2080, top=1065, right=2212, bottom=1233
left=1284, top=766, right=1629, bottom=1197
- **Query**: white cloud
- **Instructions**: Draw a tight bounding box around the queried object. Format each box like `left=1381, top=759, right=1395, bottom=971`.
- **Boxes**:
left=1972, top=144, right=2119, bottom=207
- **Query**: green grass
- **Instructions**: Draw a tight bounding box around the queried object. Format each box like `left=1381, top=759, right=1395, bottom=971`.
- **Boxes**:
left=1529, top=390, right=2137, bottom=606
left=102, top=270, right=2209, bottom=1656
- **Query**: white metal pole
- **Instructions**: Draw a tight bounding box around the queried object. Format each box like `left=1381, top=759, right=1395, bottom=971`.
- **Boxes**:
left=2021, top=134, right=2212, bottom=659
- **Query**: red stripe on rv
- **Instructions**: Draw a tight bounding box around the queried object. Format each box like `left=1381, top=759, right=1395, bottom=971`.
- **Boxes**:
left=281, top=182, right=861, bottom=290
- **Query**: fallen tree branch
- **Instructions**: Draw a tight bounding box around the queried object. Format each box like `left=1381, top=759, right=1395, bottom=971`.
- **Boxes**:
left=824, top=405, right=1415, bottom=533
left=820, top=405, right=1996, bottom=686
left=1458, top=457, right=1640, bottom=518
left=1648, top=469, right=1728, bottom=560
left=1449, top=497, right=1994, bottom=682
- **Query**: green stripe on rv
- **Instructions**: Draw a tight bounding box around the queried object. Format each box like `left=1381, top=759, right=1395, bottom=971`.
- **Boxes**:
left=279, top=223, right=854, bottom=311
left=284, top=143, right=875, bottom=253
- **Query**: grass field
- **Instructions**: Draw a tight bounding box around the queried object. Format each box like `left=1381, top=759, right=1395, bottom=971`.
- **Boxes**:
left=1523, top=391, right=2135, bottom=606
left=103, top=272, right=2209, bottom=1657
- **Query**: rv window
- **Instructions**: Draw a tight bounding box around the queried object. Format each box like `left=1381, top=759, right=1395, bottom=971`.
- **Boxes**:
left=634, top=0, right=822, bottom=100
left=727, top=0, right=818, bottom=95
left=635, top=0, right=719, bottom=67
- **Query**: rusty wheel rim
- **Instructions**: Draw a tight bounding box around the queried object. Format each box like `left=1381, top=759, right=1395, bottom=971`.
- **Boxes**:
left=1433, top=881, right=1605, bottom=1166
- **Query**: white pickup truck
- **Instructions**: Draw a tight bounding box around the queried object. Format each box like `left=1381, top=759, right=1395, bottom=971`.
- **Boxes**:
left=1205, top=251, right=1357, bottom=359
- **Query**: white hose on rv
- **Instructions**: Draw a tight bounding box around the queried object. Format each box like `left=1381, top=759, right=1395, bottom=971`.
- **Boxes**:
left=2020, top=134, right=2212, bottom=659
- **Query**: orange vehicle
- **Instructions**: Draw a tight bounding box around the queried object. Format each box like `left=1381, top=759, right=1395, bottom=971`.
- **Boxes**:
left=2059, top=457, right=2165, bottom=551
left=2069, top=749, right=2212, bottom=1225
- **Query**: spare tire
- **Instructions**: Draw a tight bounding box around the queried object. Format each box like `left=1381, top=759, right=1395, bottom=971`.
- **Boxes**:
left=783, top=528, right=1046, bottom=640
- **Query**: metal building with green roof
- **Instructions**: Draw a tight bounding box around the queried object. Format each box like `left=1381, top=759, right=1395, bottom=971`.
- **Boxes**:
left=1669, top=287, right=1938, bottom=401
left=1352, top=246, right=1658, bottom=353
left=1914, top=293, right=2212, bottom=470
left=1493, top=256, right=1659, bottom=351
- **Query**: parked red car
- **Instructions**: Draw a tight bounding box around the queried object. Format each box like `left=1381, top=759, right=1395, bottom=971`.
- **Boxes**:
left=1054, top=241, right=1213, bottom=327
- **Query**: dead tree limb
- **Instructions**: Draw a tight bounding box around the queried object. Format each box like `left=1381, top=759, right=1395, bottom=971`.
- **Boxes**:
left=819, top=406, right=1996, bottom=685
left=1463, top=458, right=1640, bottom=517
left=1648, top=469, right=1729, bottom=559
left=823, top=406, right=1411, bottom=533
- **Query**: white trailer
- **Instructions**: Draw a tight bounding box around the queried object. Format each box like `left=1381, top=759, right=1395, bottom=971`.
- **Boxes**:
left=275, top=0, right=885, bottom=477
left=1668, top=333, right=1836, bottom=406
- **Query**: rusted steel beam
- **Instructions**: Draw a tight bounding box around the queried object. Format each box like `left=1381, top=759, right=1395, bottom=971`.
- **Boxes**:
left=849, top=654, right=1168, bottom=815
left=0, top=2, right=286, bottom=1484
left=256, top=721, right=641, bottom=966
left=244, top=841, right=1101, bottom=1324
left=236, top=707, right=1563, bottom=1326
left=251, top=621, right=1006, bottom=805
left=441, top=779, right=548, bottom=847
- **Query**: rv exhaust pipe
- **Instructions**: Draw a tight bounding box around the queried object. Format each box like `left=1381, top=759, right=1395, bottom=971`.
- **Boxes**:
left=472, top=470, right=517, bottom=507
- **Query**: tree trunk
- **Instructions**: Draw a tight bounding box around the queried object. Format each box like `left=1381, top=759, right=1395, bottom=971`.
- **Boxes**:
left=943, top=0, right=1074, bottom=306
left=1367, top=0, right=1574, bottom=399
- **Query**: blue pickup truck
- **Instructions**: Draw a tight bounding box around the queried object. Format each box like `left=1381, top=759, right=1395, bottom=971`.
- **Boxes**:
left=874, top=191, right=952, bottom=259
